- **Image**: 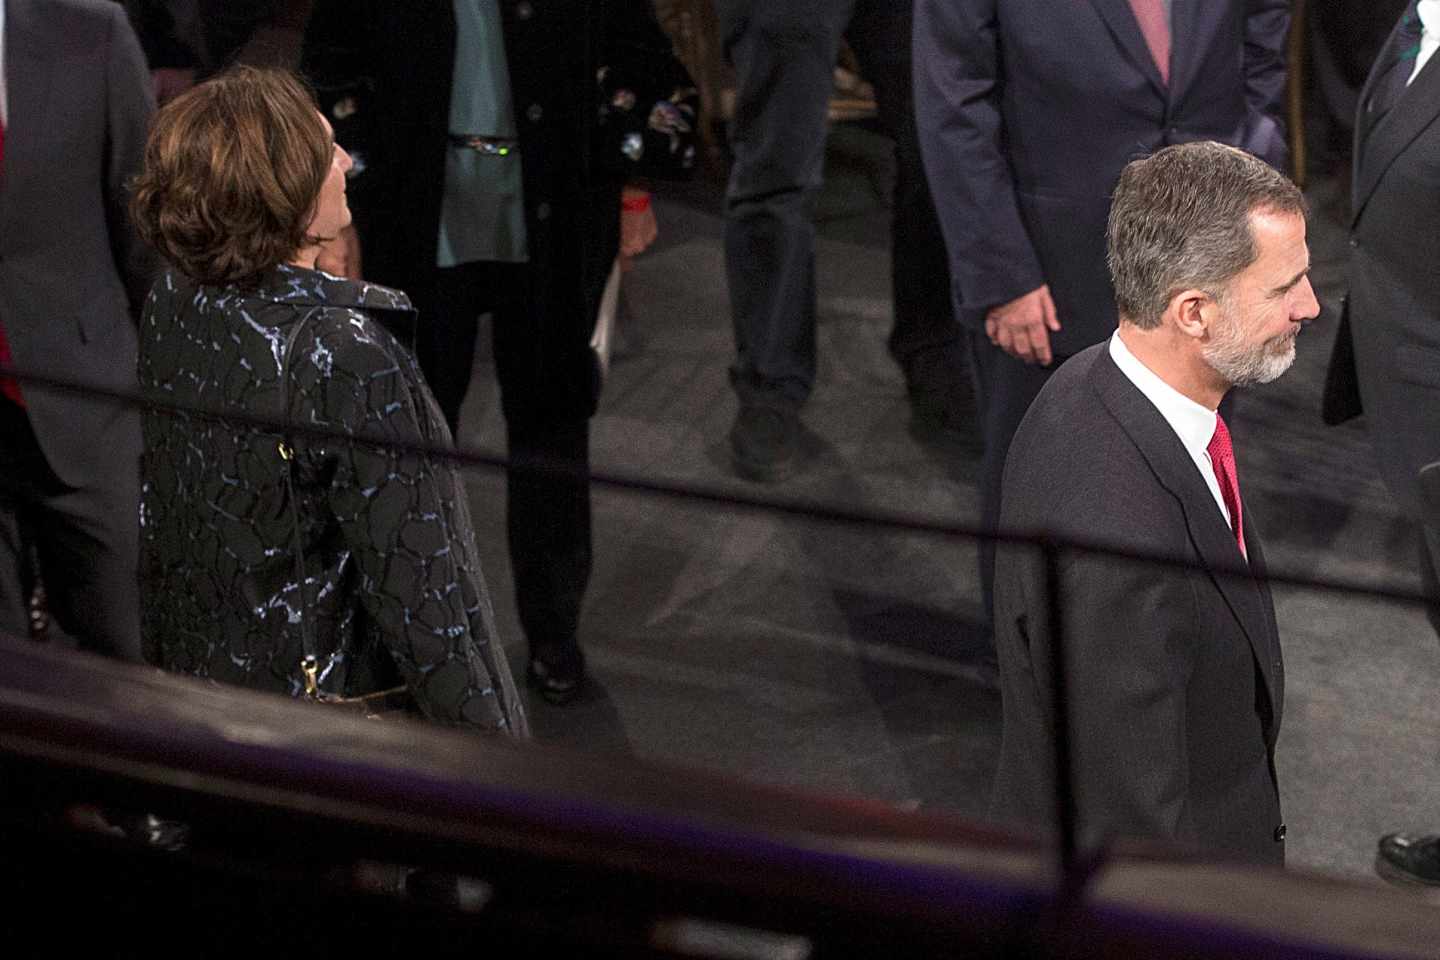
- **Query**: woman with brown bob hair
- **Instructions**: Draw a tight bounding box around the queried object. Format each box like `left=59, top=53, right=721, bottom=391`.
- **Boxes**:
left=132, top=66, right=525, bottom=735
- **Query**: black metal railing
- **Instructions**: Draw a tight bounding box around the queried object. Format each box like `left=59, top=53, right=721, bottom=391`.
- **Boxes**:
left=1, top=360, right=1436, bottom=956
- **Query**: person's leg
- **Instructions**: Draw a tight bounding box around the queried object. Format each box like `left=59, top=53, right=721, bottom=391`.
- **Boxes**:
left=35, top=461, right=143, bottom=663
left=717, top=0, right=853, bottom=478
left=488, top=262, right=596, bottom=702
left=410, top=267, right=484, bottom=437
left=0, top=399, right=142, bottom=662
left=971, top=334, right=1061, bottom=628
left=845, top=0, right=974, bottom=439
left=0, top=403, right=36, bottom=641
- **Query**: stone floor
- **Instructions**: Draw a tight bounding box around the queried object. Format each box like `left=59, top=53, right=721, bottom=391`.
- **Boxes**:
left=453, top=129, right=1440, bottom=888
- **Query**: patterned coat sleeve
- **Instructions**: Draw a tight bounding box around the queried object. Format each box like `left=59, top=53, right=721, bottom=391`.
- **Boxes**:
left=296, top=309, right=524, bottom=735
left=595, top=0, right=699, bottom=181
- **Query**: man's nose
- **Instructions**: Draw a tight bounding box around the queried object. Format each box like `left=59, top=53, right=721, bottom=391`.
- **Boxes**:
left=1296, top=278, right=1320, bottom=322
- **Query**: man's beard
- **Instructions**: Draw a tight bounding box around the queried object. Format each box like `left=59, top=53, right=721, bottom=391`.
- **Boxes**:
left=1202, top=307, right=1296, bottom=386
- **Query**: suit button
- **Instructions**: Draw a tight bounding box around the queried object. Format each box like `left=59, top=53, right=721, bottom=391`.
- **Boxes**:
left=535, top=202, right=551, bottom=221
left=1274, top=824, right=1287, bottom=842
left=1349, top=237, right=1360, bottom=249
left=527, top=103, right=544, bottom=124
left=516, top=1, right=533, bottom=18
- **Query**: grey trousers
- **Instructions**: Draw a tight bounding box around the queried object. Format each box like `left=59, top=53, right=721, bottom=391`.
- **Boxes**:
left=718, top=0, right=958, bottom=408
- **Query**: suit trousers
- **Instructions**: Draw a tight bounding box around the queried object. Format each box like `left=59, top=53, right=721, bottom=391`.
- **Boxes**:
left=718, top=0, right=956, bottom=407
left=0, top=399, right=142, bottom=661
left=410, top=260, right=593, bottom=656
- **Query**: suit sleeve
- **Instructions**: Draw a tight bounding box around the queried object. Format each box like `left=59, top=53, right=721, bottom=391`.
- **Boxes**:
left=301, top=318, right=519, bottom=735
left=1053, top=541, right=1200, bottom=846
left=1019, top=478, right=1202, bottom=848
left=595, top=0, right=699, bottom=182
left=1241, top=0, right=1291, bottom=169
left=104, top=3, right=159, bottom=319
left=913, top=0, right=1045, bottom=324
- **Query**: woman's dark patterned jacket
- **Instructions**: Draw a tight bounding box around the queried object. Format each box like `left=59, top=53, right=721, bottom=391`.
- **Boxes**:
left=138, top=263, right=526, bottom=735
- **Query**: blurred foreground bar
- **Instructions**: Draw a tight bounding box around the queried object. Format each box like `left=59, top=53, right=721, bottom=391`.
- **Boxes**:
left=0, top=633, right=1435, bottom=957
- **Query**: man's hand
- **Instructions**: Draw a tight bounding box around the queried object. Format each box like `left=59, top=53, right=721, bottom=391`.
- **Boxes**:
left=985, top=284, right=1061, bottom=366
left=317, top=224, right=363, bottom=280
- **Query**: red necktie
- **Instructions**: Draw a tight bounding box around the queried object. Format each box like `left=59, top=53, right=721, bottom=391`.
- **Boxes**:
left=1208, top=415, right=1245, bottom=556
left=0, top=119, right=20, bottom=407
left=1128, top=0, right=1172, bottom=85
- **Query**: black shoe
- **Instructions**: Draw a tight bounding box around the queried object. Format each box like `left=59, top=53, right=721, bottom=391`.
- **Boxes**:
left=903, top=344, right=981, bottom=450
left=526, top=645, right=586, bottom=705
left=1376, top=833, right=1440, bottom=887
left=729, top=399, right=801, bottom=482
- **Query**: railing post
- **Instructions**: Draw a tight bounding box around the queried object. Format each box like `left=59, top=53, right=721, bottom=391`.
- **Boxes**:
left=1041, top=537, right=1078, bottom=877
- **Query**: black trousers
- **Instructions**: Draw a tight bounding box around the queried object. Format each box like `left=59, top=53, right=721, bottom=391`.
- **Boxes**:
left=719, top=0, right=958, bottom=407
left=409, top=261, right=593, bottom=656
left=0, top=399, right=142, bottom=661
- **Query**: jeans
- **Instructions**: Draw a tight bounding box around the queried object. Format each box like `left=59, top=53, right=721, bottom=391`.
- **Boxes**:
left=718, top=0, right=958, bottom=408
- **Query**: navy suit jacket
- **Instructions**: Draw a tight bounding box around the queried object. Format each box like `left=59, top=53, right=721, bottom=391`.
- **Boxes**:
left=915, top=0, right=1289, bottom=355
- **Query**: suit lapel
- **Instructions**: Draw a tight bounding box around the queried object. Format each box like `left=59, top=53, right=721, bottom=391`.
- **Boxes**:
left=0, top=0, right=57, bottom=228
left=1087, top=0, right=1168, bottom=99
left=1089, top=350, right=1281, bottom=720
left=1354, top=5, right=1440, bottom=222
left=1242, top=512, right=1284, bottom=741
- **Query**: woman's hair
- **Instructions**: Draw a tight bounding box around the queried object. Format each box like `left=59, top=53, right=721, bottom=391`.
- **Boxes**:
left=130, top=65, right=332, bottom=287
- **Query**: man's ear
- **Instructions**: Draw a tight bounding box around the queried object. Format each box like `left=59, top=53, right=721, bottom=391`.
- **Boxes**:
left=1167, top=288, right=1220, bottom=340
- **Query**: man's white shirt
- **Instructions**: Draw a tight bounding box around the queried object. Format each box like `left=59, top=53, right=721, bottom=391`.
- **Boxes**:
left=1108, top=331, right=1234, bottom=532
left=1411, top=0, right=1440, bottom=85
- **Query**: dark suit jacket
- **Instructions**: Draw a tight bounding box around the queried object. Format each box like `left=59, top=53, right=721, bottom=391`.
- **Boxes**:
left=0, top=0, right=153, bottom=487
left=1344, top=2, right=1440, bottom=522
left=992, top=343, right=1286, bottom=865
left=914, top=0, right=1289, bottom=354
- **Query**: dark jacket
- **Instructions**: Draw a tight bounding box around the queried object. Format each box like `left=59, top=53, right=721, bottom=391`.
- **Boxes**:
left=1344, top=2, right=1440, bottom=523
left=301, top=0, right=695, bottom=422
left=992, top=344, right=1285, bottom=865
left=138, top=264, right=525, bottom=735
left=0, top=0, right=154, bottom=488
left=915, top=0, right=1290, bottom=354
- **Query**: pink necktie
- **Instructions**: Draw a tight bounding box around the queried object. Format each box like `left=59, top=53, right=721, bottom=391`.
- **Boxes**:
left=1208, top=415, right=1245, bottom=555
left=1128, top=0, right=1172, bottom=85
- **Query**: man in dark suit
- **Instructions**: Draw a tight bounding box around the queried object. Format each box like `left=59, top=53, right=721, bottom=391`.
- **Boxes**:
left=302, top=0, right=694, bottom=703
left=992, top=142, right=1318, bottom=864
left=0, top=0, right=154, bottom=659
left=1332, top=0, right=1440, bottom=887
left=914, top=0, right=1291, bottom=624
left=1341, top=1, right=1440, bottom=604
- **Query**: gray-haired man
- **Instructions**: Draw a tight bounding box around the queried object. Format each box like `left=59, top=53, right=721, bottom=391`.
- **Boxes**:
left=990, top=142, right=1318, bottom=865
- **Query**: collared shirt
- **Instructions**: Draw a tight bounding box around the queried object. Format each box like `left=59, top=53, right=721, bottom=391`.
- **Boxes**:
left=1411, top=0, right=1440, bottom=84
left=1109, top=331, right=1232, bottom=530
left=437, top=0, right=527, bottom=268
